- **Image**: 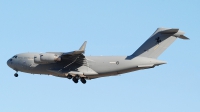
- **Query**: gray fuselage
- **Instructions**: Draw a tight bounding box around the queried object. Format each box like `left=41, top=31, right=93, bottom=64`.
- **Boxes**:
left=7, top=52, right=165, bottom=79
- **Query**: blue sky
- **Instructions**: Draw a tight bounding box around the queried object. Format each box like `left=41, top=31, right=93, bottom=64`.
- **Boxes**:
left=1, top=0, right=200, bottom=112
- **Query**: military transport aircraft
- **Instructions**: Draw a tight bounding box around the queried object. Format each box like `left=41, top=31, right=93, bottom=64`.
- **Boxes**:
left=7, top=28, right=189, bottom=84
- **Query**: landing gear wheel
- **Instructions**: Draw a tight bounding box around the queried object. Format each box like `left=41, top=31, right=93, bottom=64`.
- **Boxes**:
left=14, top=73, right=18, bottom=77
left=74, top=75, right=80, bottom=80
left=72, top=77, right=78, bottom=83
left=80, top=78, right=86, bottom=84
left=72, top=75, right=80, bottom=83
left=67, top=74, right=72, bottom=79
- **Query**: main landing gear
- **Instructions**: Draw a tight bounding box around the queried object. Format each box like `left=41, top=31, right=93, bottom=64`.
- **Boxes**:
left=72, top=75, right=79, bottom=83
left=68, top=74, right=87, bottom=84
left=67, top=74, right=72, bottom=79
left=80, top=77, right=86, bottom=84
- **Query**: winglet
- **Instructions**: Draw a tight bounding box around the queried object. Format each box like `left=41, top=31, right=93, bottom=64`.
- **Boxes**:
left=79, top=41, right=87, bottom=53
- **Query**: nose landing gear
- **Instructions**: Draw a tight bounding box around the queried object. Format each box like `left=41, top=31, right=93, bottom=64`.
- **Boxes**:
left=14, top=73, right=18, bottom=77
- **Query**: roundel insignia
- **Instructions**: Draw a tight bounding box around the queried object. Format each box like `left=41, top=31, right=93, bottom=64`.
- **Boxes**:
left=116, top=61, right=119, bottom=65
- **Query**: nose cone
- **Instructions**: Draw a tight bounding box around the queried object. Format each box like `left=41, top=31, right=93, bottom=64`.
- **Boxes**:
left=7, top=59, right=12, bottom=68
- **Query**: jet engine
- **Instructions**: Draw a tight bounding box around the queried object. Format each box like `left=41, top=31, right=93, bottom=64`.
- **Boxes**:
left=34, top=53, right=61, bottom=64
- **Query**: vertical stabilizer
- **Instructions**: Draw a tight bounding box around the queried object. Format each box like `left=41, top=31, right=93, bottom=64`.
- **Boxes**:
left=128, top=28, right=189, bottom=59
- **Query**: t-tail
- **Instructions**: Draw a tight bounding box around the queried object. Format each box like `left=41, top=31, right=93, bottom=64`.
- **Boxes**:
left=128, top=28, right=189, bottom=59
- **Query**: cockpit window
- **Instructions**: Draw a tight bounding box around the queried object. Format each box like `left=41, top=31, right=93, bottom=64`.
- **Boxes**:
left=9, top=59, right=12, bottom=61
left=12, top=55, right=18, bottom=58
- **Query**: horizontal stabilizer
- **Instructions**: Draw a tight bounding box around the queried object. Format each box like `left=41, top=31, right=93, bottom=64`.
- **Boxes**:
left=179, top=35, right=189, bottom=40
left=160, top=29, right=179, bottom=34
left=160, top=28, right=189, bottom=40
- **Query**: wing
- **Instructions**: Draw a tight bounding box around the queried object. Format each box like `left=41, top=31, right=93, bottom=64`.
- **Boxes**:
left=62, top=41, right=87, bottom=56
left=47, top=41, right=87, bottom=64
left=61, top=53, right=87, bottom=66
left=47, top=41, right=88, bottom=72
left=46, top=41, right=95, bottom=79
left=61, top=41, right=87, bottom=66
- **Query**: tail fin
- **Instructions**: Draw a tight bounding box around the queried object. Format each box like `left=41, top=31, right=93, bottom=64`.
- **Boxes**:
left=128, top=28, right=189, bottom=59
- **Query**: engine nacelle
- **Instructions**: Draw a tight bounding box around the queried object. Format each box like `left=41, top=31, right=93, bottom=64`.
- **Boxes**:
left=34, top=53, right=61, bottom=64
